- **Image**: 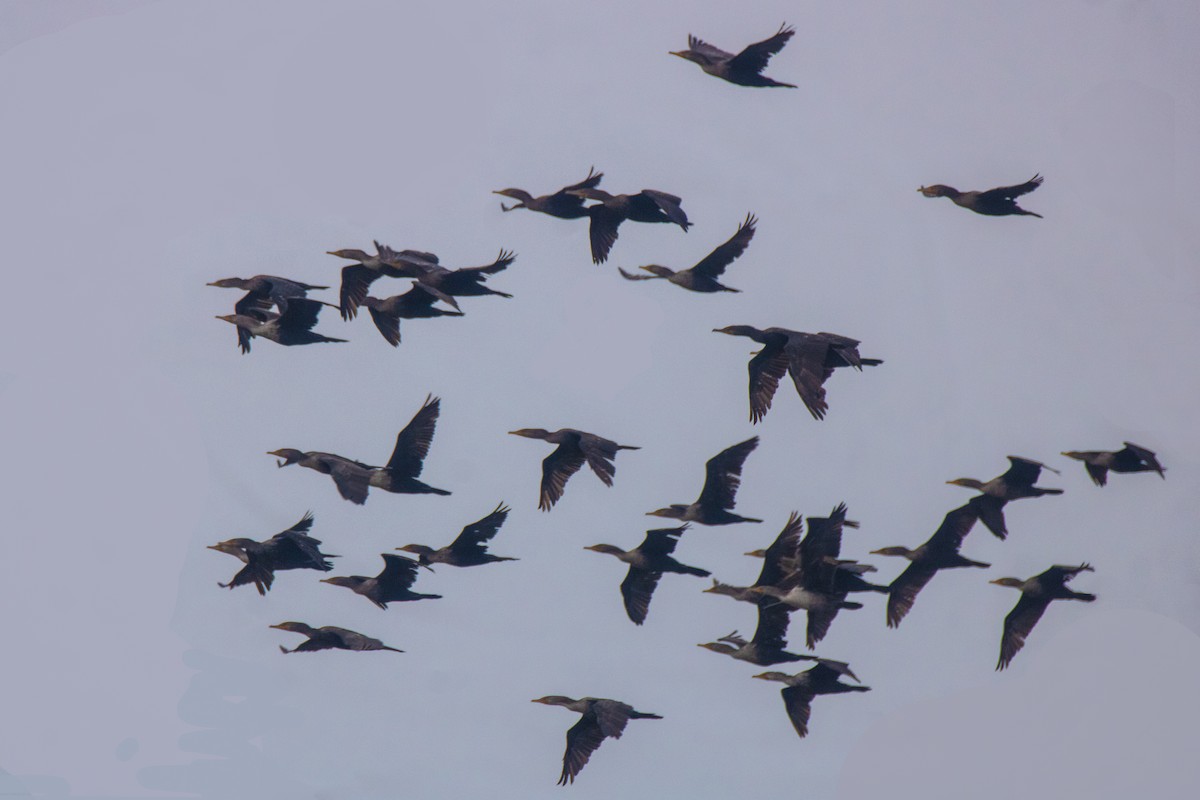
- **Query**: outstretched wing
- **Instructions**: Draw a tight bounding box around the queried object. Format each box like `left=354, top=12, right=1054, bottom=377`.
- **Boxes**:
left=886, top=562, right=939, bottom=628
left=686, top=34, right=735, bottom=62
left=779, top=685, right=815, bottom=738
left=377, top=554, right=421, bottom=590
left=691, top=213, right=756, bottom=278
left=784, top=336, right=834, bottom=420
left=728, top=23, right=795, bottom=76
left=979, top=174, right=1043, bottom=202
left=587, top=205, right=623, bottom=264
left=620, top=567, right=664, bottom=625
left=449, top=504, right=510, bottom=553
left=697, top=437, right=759, bottom=512
left=539, top=445, right=587, bottom=511
left=329, top=463, right=370, bottom=505
left=998, top=594, right=1050, bottom=670
left=747, top=344, right=788, bottom=424
left=386, top=395, right=441, bottom=478
left=642, top=189, right=690, bottom=230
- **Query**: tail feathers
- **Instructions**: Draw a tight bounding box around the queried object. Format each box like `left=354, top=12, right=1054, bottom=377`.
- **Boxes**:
left=1072, top=592, right=1097, bottom=602
left=630, top=711, right=664, bottom=720
left=839, top=600, right=864, bottom=610
left=860, top=358, right=884, bottom=366
left=684, top=566, right=711, bottom=577
left=1038, top=488, right=1065, bottom=496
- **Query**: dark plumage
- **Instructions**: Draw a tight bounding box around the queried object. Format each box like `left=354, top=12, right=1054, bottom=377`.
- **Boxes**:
left=1061, top=442, right=1166, bottom=486
left=619, top=213, right=756, bottom=293
left=508, top=428, right=639, bottom=511
left=329, top=242, right=441, bottom=320
left=714, top=326, right=882, bottom=422
left=918, top=174, right=1043, bottom=217
left=568, top=187, right=691, bottom=264
left=992, top=563, right=1096, bottom=670
left=208, top=511, right=336, bottom=595
left=358, top=284, right=463, bottom=347
left=647, top=437, right=761, bottom=526
left=396, top=503, right=517, bottom=568
left=409, top=249, right=516, bottom=300
left=321, top=553, right=441, bottom=609
left=215, top=298, right=347, bottom=354
left=268, top=394, right=450, bottom=504
left=670, top=24, right=797, bottom=88
left=753, top=660, right=870, bottom=738
left=208, top=275, right=329, bottom=338
left=585, top=525, right=710, bottom=625
left=493, top=167, right=603, bottom=218
left=947, top=456, right=1062, bottom=540
left=270, top=622, right=403, bottom=654
left=531, top=696, right=662, bottom=785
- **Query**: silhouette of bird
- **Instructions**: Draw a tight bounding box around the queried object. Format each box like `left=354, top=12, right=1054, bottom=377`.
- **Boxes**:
left=753, top=659, right=870, bottom=738
left=329, top=242, right=441, bottom=320
left=585, top=525, right=710, bottom=625
left=919, top=174, right=1043, bottom=217
left=508, top=428, right=639, bottom=511
left=494, top=167, right=603, bottom=218
left=208, top=511, right=336, bottom=594
left=670, top=23, right=797, bottom=88
left=321, top=554, right=441, bottom=609
left=619, top=213, right=756, bottom=293
left=270, top=622, right=403, bottom=654
left=396, top=503, right=517, bottom=567
left=531, top=696, right=662, bottom=785
left=215, top=298, right=347, bottom=354
left=991, top=563, right=1096, bottom=670
left=947, top=456, right=1062, bottom=539
left=1061, top=442, right=1165, bottom=486
left=647, top=437, right=761, bottom=525
left=568, top=187, right=691, bottom=264
left=358, top=284, right=464, bottom=347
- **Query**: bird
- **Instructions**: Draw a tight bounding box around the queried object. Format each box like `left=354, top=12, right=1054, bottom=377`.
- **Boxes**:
left=207, top=511, right=337, bottom=595
left=918, top=174, right=1043, bottom=217
left=508, top=428, right=640, bottom=511
left=947, top=456, right=1062, bottom=539
left=328, top=241, right=442, bottom=320
left=1061, top=442, right=1166, bottom=486
left=585, top=525, right=710, bottom=625
left=358, top=284, right=464, bottom=347
left=870, top=499, right=991, bottom=628
left=396, top=503, right=517, bottom=568
left=215, top=297, right=347, bottom=354
left=618, top=213, right=756, bottom=293
left=670, top=23, right=797, bottom=88
left=269, top=394, right=450, bottom=504
left=408, top=249, right=517, bottom=301
left=270, top=622, right=403, bottom=654
left=697, top=605, right=815, bottom=667
left=321, top=553, right=441, bottom=609
left=530, top=696, right=662, bottom=785
left=713, top=326, right=882, bottom=422
left=703, top=506, right=806, bottom=607
left=207, top=274, right=329, bottom=319
left=991, top=563, right=1096, bottom=670
left=567, top=187, right=691, bottom=264
left=752, top=660, right=870, bottom=738
left=493, top=167, right=603, bottom=218
left=647, top=437, right=761, bottom=525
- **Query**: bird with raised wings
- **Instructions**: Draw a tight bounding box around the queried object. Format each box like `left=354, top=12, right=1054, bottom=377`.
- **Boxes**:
left=494, top=167, right=603, bottom=218
left=321, top=553, right=441, bottom=610
left=397, top=503, right=517, bottom=568
left=585, top=525, right=710, bottom=625
left=992, top=563, right=1096, bottom=670
left=531, top=696, right=662, bottom=785
left=647, top=436, right=761, bottom=525
left=670, top=23, right=797, bottom=88
left=568, top=187, right=691, bottom=264
left=1061, top=442, right=1166, bottom=486
left=753, top=659, right=870, bottom=738
left=208, top=511, right=336, bottom=595
left=946, top=455, right=1062, bottom=539
left=918, top=174, right=1044, bottom=217
left=619, top=213, right=756, bottom=293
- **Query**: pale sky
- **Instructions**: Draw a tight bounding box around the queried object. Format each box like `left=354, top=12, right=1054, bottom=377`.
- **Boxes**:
left=2, top=1, right=1199, bottom=798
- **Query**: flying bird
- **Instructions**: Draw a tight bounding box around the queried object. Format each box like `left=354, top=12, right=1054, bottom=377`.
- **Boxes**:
left=531, top=696, right=662, bottom=785
left=568, top=187, right=691, bottom=264
left=619, top=213, right=756, bottom=293
left=270, top=622, right=403, bottom=654
left=585, top=525, right=710, bottom=625
left=396, top=503, right=517, bottom=568
left=409, top=249, right=517, bottom=300
left=328, top=242, right=441, bottom=320
left=991, top=563, right=1096, bottom=670
left=714, top=326, right=882, bottom=422
left=752, top=660, right=870, bottom=738
left=947, top=456, right=1062, bottom=539
left=358, top=284, right=464, bottom=347
left=215, top=297, right=347, bottom=354
left=207, top=275, right=329, bottom=322
left=1061, top=442, right=1166, bottom=486
left=207, top=511, right=336, bottom=595
left=494, top=167, right=603, bottom=218
left=508, top=428, right=639, bottom=511
left=321, top=553, right=441, bottom=609
left=647, top=437, right=761, bottom=525
left=670, top=23, right=797, bottom=88
left=918, top=174, right=1044, bottom=217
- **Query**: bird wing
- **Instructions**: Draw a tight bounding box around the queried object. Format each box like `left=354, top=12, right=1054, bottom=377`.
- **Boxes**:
left=755, top=512, right=804, bottom=587
left=620, top=567, right=664, bottom=625
left=1084, top=462, right=1109, bottom=486
left=728, top=23, right=795, bottom=76
left=457, top=249, right=516, bottom=275
left=779, top=685, right=815, bottom=738
left=386, top=395, right=441, bottom=477
left=329, top=463, right=370, bottom=505
left=578, top=434, right=621, bottom=486
left=539, top=444, right=587, bottom=511
left=927, top=501, right=982, bottom=553
left=784, top=336, right=834, bottom=420
left=697, top=437, right=759, bottom=511
left=449, top=503, right=510, bottom=553
left=234, top=323, right=254, bottom=354
left=278, top=511, right=315, bottom=536
left=1119, top=442, right=1164, bottom=475
left=617, top=267, right=658, bottom=281
left=973, top=495, right=1008, bottom=540
left=223, top=562, right=275, bottom=595
left=979, top=174, right=1043, bottom=202
left=559, top=713, right=606, bottom=785
left=998, top=594, right=1050, bottom=670
left=377, top=554, right=421, bottom=590
left=322, top=627, right=386, bottom=651
left=1038, top=563, right=1095, bottom=586
left=747, top=344, right=789, bottom=424
left=886, top=561, right=939, bottom=628
left=269, top=531, right=333, bottom=570
left=590, top=699, right=635, bottom=738
left=641, top=189, right=690, bottom=230
left=339, top=264, right=378, bottom=320
left=561, top=166, right=603, bottom=194
left=638, top=527, right=685, bottom=557
left=752, top=601, right=792, bottom=652
left=276, top=297, right=331, bottom=333
left=288, top=635, right=337, bottom=653
left=800, top=503, right=850, bottom=575
left=686, top=34, right=735, bottom=61
left=587, top=205, right=623, bottom=264
left=806, top=604, right=841, bottom=649
left=1002, top=455, right=1054, bottom=487
left=233, top=288, right=275, bottom=318
left=690, top=213, right=756, bottom=278
left=367, top=305, right=402, bottom=347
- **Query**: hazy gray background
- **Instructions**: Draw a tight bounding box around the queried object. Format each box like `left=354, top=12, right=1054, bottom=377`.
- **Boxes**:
left=2, top=1, right=1198, bottom=797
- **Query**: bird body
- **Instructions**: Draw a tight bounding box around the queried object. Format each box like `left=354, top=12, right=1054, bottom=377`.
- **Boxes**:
left=1062, top=442, right=1165, bottom=486
left=494, top=167, right=602, bottom=218
left=321, top=553, right=441, bottom=609
left=585, top=525, right=710, bottom=625
left=208, top=511, right=336, bottom=594
left=919, top=174, right=1043, bottom=217
left=753, top=660, right=870, bottom=738
left=509, top=427, right=639, bottom=511
left=270, top=622, right=403, bottom=654
left=992, top=563, right=1096, bottom=669
left=619, top=213, right=756, bottom=293
left=647, top=437, right=761, bottom=525
left=671, top=24, right=797, bottom=88
left=397, top=503, right=517, bottom=567
left=531, top=696, right=661, bottom=785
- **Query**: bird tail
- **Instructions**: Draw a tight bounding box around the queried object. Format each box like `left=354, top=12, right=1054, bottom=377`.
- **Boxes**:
left=860, top=358, right=884, bottom=366
left=838, top=600, right=864, bottom=610
left=278, top=645, right=292, bottom=654
left=382, top=646, right=405, bottom=653
left=630, top=711, right=664, bottom=720
left=1070, top=592, right=1097, bottom=602
left=684, top=566, right=711, bottom=578
left=1036, top=488, right=1064, bottom=496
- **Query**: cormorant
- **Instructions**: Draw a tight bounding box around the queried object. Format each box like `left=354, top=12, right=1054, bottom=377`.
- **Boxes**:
left=328, top=241, right=441, bottom=320
left=321, top=553, right=441, bottom=609
left=713, top=326, right=881, bottom=421
left=618, top=213, right=756, bottom=293
left=697, top=609, right=813, bottom=667
left=585, top=525, right=710, bottom=625
left=269, top=394, right=450, bottom=504
left=991, top=563, right=1096, bottom=670
left=208, top=275, right=329, bottom=321
left=508, top=428, right=639, bottom=511
left=270, top=622, right=403, bottom=654
left=918, top=174, right=1043, bottom=217
left=215, top=298, right=346, bottom=354
left=753, top=660, right=870, bottom=738
left=408, top=249, right=516, bottom=300
left=396, top=503, right=517, bottom=567
left=1061, top=442, right=1165, bottom=486
left=670, top=24, right=797, bottom=88
left=567, top=187, right=691, bottom=264
left=647, top=437, right=761, bottom=525
left=947, top=456, right=1062, bottom=540
left=531, top=696, right=662, bottom=785
left=358, top=284, right=464, bottom=347
left=208, top=511, right=336, bottom=595
left=494, top=167, right=603, bottom=217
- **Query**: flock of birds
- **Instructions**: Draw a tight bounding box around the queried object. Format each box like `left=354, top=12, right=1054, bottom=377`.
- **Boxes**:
left=204, top=24, right=1167, bottom=786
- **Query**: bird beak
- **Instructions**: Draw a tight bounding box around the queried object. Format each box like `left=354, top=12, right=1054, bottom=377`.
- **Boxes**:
left=668, top=51, right=684, bottom=58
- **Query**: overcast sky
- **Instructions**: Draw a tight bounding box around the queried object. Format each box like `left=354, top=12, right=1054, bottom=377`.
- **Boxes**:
left=3, top=1, right=1199, bottom=798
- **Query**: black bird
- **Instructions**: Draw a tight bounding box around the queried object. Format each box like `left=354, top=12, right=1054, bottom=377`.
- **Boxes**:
left=697, top=609, right=815, bottom=667
left=321, top=553, right=441, bottom=609
left=207, top=275, right=329, bottom=319
left=947, top=456, right=1062, bottom=540
left=358, top=284, right=464, bottom=347
left=647, top=437, right=761, bottom=525
left=269, top=395, right=450, bottom=504
left=619, top=213, right=756, bottom=293
left=870, top=499, right=991, bottom=628
left=270, top=622, right=403, bottom=654
left=991, top=563, right=1096, bottom=670
left=396, top=503, right=517, bottom=568
left=215, top=298, right=347, bottom=354
left=409, top=249, right=516, bottom=300
left=714, top=326, right=882, bottom=422
left=329, top=242, right=441, bottom=320
left=1061, top=442, right=1166, bottom=486
left=568, top=187, right=691, bottom=264
left=670, top=23, right=797, bottom=88
left=494, top=167, right=603, bottom=218
left=207, top=511, right=337, bottom=595
left=919, top=174, right=1044, bottom=217
left=531, top=696, right=662, bottom=785
left=585, top=525, right=710, bottom=625
left=752, top=660, right=870, bottom=738
left=508, top=428, right=640, bottom=511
